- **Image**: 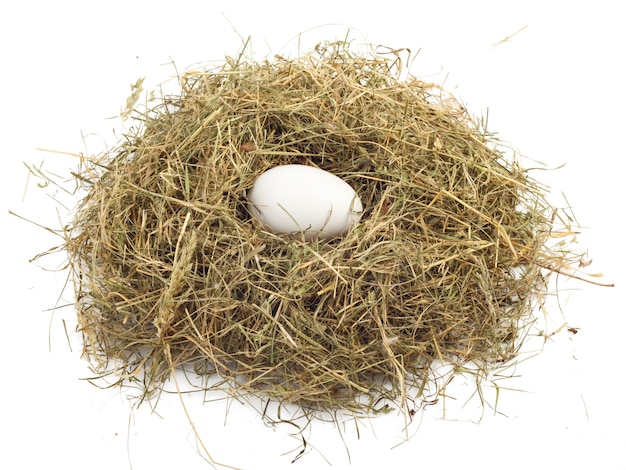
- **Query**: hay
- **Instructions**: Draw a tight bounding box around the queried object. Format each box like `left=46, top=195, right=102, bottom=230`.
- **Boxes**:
left=66, top=42, right=583, bottom=412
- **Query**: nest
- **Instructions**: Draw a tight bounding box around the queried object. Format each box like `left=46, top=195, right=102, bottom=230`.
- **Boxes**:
left=66, top=42, right=579, bottom=412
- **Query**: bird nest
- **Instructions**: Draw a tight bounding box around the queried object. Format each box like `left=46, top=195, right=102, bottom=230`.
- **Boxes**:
left=65, top=42, right=583, bottom=413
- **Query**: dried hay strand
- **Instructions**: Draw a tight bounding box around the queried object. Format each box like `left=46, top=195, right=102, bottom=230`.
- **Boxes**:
left=66, top=42, right=586, bottom=413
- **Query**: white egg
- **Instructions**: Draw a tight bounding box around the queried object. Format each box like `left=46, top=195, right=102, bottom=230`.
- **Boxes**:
left=247, top=164, right=363, bottom=240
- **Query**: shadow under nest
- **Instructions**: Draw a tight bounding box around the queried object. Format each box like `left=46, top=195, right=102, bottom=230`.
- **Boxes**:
left=67, top=43, right=563, bottom=413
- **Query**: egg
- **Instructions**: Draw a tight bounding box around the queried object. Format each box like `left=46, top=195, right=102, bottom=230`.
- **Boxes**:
left=247, top=164, right=363, bottom=240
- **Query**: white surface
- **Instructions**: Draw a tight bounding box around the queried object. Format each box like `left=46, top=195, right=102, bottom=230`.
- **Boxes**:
left=1, top=1, right=624, bottom=469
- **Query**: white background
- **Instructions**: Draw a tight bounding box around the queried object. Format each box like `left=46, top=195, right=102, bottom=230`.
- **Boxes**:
left=1, top=1, right=624, bottom=469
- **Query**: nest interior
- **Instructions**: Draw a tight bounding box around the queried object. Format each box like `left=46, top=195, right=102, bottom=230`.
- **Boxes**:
left=67, top=42, right=569, bottom=412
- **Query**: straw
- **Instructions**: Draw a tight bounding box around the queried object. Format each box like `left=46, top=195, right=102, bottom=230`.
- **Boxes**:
left=63, top=41, right=589, bottom=413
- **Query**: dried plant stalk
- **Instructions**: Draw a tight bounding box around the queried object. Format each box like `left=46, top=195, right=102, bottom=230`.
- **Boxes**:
left=65, top=41, right=586, bottom=412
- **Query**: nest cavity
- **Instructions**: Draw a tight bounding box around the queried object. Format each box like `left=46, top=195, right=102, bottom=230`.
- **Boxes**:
left=67, top=42, right=572, bottom=411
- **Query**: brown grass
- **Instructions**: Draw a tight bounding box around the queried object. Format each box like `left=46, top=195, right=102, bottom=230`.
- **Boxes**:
left=64, top=41, right=588, bottom=414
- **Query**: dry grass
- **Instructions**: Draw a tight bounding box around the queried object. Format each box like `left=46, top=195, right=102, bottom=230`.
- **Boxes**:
left=64, top=41, right=587, bottom=413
